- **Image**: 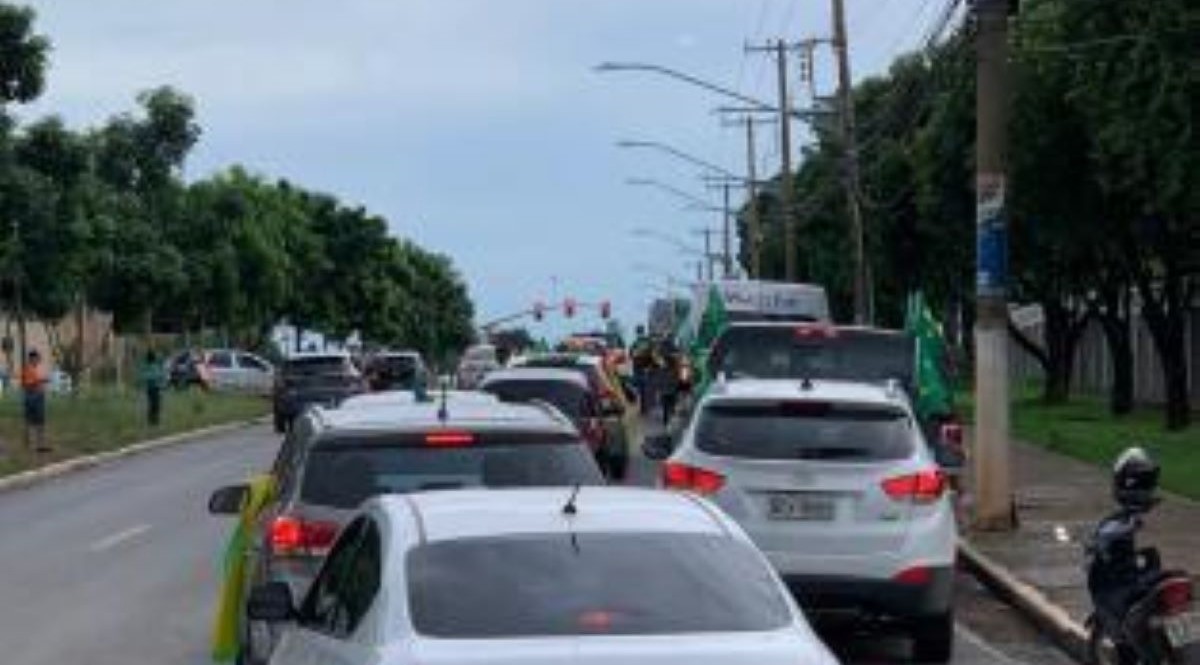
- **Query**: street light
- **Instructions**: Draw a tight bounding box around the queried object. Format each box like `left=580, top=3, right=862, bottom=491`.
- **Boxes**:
left=616, top=139, right=746, bottom=182
left=630, top=227, right=707, bottom=258
left=595, top=61, right=807, bottom=119
left=626, top=177, right=717, bottom=211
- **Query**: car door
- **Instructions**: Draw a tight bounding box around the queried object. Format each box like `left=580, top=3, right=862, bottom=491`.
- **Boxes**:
left=238, top=353, right=274, bottom=395
left=207, top=351, right=237, bottom=391
left=269, top=518, right=382, bottom=665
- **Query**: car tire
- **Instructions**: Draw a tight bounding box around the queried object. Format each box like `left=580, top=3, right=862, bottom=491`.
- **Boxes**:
left=911, top=613, right=954, bottom=663
left=608, top=453, right=628, bottom=482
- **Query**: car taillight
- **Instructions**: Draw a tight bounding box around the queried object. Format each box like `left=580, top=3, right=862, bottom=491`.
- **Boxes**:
left=662, top=462, right=726, bottom=495
left=270, top=515, right=340, bottom=556
left=1158, top=577, right=1194, bottom=616
left=424, top=431, right=475, bottom=447
left=893, top=566, right=933, bottom=586
left=881, top=469, right=947, bottom=504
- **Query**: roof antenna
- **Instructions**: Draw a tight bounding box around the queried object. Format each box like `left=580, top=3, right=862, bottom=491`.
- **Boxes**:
left=562, top=483, right=581, bottom=516
left=800, top=377, right=814, bottom=391
left=437, top=375, right=450, bottom=423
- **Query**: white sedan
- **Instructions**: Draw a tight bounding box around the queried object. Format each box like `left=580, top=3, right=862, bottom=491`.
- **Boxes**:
left=247, top=487, right=840, bottom=665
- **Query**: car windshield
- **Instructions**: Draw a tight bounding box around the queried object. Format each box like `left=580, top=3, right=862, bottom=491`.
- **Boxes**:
left=407, top=532, right=791, bottom=637
left=696, top=401, right=914, bottom=462
left=301, top=439, right=603, bottom=509
left=369, top=356, right=420, bottom=388
left=482, top=380, right=592, bottom=421
left=710, top=327, right=915, bottom=389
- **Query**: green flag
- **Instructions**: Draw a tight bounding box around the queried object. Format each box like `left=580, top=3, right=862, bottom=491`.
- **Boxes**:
left=905, top=291, right=952, bottom=420
left=690, top=285, right=729, bottom=393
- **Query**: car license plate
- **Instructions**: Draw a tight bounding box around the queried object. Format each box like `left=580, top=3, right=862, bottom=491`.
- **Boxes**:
left=1164, top=610, right=1200, bottom=647
left=766, top=493, right=835, bottom=521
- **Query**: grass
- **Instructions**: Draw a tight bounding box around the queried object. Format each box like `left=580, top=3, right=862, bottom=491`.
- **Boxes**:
left=960, top=385, right=1200, bottom=500
left=0, top=387, right=268, bottom=477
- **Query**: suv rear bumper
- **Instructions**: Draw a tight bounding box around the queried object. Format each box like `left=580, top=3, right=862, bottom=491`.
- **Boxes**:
left=782, top=566, right=955, bottom=619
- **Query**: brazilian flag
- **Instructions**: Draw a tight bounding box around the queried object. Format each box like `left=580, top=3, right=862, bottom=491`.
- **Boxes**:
left=905, top=291, right=953, bottom=420
left=211, top=475, right=275, bottom=662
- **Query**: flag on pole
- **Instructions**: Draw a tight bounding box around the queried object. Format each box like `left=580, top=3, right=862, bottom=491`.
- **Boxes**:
left=211, top=475, right=275, bottom=662
left=905, top=291, right=953, bottom=420
left=690, top=285, right=729, bottom=394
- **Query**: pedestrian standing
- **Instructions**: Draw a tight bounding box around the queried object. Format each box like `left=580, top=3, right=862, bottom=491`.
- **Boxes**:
left=21, top=349, right=49, bottom=453
left=140, top=350, right=166, bottom=427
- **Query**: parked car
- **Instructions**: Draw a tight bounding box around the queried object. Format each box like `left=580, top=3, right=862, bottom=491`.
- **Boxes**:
left=363, top=350, right=426, bottom=392
left=649, top=378, right=958, bottom=663
left=246, top=487, right=840, bottom=665
left=200, top=349, right=276, bottom=395
left=479, top=367, right=621, bottom=477
left=208, top=399, right=605, bottom=665
left=271, top=352, right=364, bottom=432
left=455, top=343, right=499, bottom=389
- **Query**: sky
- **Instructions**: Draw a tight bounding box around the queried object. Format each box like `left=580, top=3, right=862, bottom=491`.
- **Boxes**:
left=17, top=0, right=959, bottom=339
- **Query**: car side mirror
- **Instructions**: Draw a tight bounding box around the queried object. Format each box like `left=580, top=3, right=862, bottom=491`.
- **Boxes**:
left=208, top=484, right=249, bottom=515
left=246, top=582, right=296, bottom=623
left=642, top=433, right=674, bottom=461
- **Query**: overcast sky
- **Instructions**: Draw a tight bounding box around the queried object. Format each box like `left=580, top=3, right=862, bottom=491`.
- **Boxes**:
left=17, top=0, right=956, bottom=337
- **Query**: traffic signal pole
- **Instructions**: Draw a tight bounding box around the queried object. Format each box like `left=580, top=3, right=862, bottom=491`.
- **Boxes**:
left=973, top=0, right=1015, bottom=531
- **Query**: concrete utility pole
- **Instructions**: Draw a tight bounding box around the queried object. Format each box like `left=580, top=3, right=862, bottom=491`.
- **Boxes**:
left=721, top=183, right=733, bottom=278
left=746, top=40, right=796, bottom=282
left=973, top=0, right=1015, bottom=531
left=694, top=228, right=716, bottom=281
left=744, top=118, right=761, bottom=278
left=831, top=0, right=870, bottom=324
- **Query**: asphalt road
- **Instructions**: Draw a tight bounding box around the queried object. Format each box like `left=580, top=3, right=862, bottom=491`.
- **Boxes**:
left=0, top=422, right=1072, bottom=665
left=0, top=424, right=276, bottom=665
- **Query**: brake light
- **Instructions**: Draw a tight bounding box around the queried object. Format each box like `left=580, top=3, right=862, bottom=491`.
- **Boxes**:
left=424, top=431, right=475, bottom=447
left=1158, top=577, right=1194, bottom=616
left=794, top=324, right=836, bottom=340
left=882, top=469, right=947, bottom=503
left=662, top=462, right=726, bottom=495
left=270, top=516, right=340, bottom=556
left=893, top=566, right=933, bottom=586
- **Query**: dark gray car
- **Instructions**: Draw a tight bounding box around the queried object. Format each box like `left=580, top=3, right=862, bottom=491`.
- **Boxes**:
left=272, top=352, right=365, bottom=433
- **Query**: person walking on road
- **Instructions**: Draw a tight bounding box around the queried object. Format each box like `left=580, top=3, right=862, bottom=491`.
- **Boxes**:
left=21, top=349, right=50, bottom=453
left=140, top=350, right=166, bottom=427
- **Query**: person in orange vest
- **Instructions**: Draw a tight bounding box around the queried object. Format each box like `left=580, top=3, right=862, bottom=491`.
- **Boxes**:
left=21, top=349, right=50, bottom=453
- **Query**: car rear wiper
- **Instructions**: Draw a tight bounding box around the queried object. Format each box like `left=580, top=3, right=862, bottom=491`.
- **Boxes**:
left=795, top=447, right=872, bottom=460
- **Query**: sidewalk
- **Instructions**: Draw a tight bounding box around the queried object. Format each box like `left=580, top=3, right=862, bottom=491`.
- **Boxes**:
left=964, top=441, right=1200, bottom=638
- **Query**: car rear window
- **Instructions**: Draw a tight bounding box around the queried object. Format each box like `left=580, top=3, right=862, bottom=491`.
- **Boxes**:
left=285, top=356, right=354, bottom=376
left=709, top=327, right=915, bottom=389
left=482, top=380, right=593, bottom=421
left=407, top=533, right=791, bottom=637
left=300, top=440, right=603, bottom=509
left=696, top=401, right=914, bottom=462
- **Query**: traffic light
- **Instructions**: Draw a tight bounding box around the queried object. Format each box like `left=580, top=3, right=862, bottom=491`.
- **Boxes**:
left=533, top=301, right=545, bottom=321
left=599, top=300, right=611, bottom=319
left=564, top=298, right=576, bottom=318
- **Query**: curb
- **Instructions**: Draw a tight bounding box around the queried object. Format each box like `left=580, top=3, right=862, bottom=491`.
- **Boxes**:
left=958, top=538, right=1089, bottom=662
left=0, top=414, right=270, bottom=496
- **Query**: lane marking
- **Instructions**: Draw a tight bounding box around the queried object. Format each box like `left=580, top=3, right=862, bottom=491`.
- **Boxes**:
left=956, top=623, right=1028, bottom=665
left=88, top=524, right=151, bottom=553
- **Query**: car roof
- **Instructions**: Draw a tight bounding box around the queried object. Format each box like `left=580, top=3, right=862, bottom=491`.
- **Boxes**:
left=480, top=367, right=590, bottom=389
left=285, top=350, right=351, bottom=360
left=516, top=353, right=603, bottom=369
left=339, top=390, right=497, bottom=409
left=311, top=400, right=576, bottom=436
left=706, top=378, right=910, bottom=408
left=721, top=321, right=910, bottom=338
left=372, top=350, right=421, bottom=359
left=378, top=487, right=732, bottom=544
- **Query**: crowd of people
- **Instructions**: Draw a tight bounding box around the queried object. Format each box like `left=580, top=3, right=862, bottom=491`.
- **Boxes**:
left=628, top=325, right=694, bottom=427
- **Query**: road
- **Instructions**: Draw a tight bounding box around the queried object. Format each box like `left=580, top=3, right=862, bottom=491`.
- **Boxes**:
left=0, top=423, right=1072, bottom=665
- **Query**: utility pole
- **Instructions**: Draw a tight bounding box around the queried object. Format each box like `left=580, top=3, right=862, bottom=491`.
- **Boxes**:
left=745, top=118, right=761, bottom=278
left=721, top=183, right=733, bottom=278
left=746, top=40, right=796, bottom=282
left=973, top=0, right=1015, bottom=531
left=831, top=0, right=870, bottom=324
left=694, top=228, right=715, bottom=281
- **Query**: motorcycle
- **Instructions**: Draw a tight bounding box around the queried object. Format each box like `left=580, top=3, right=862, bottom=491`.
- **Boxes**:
left=1085, top=504, right=1200, bottom=664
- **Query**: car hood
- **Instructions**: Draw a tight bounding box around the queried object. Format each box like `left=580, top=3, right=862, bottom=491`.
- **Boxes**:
left=392, top=629, right=836, bottom=665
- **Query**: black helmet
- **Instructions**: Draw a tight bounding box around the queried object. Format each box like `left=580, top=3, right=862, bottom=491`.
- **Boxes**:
left=1112, top=446, right=1159, bottom=510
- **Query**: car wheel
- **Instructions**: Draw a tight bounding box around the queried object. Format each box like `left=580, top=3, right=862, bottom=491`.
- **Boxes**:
left=608, top=453, right=628, bottom=482
left=911, top=613, right=954, bottom=663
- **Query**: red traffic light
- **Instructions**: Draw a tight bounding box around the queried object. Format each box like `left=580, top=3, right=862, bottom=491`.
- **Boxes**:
left=564, top=298, right=576, bottom=318
left=599, top=300, right=611, bottom=319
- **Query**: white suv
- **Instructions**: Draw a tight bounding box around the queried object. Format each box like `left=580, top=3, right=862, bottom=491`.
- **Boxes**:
left=651, top=378, right=957, bottom=663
